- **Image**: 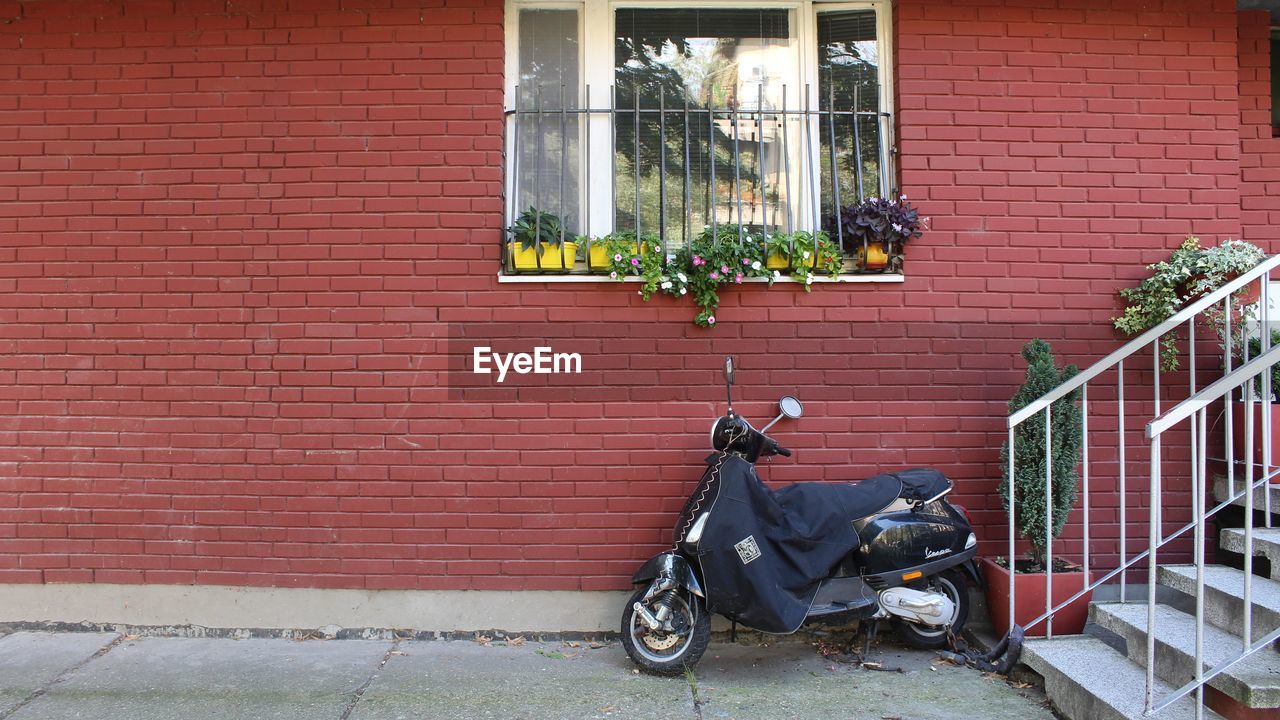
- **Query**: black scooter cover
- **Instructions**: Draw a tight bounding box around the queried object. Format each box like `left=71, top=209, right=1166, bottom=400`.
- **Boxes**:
left=695, top=454, right=902, bottom=633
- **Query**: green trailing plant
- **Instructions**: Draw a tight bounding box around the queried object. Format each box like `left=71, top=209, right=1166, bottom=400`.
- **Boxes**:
left=507, top=207, right=567, bottom=254
left=999, top=339, right=1084, bottom=571
left=672, top=227, right=771, bottom=327
left=598, top=224, right=861, bottom=327
left=1113, top=236, right=1266, bottom=371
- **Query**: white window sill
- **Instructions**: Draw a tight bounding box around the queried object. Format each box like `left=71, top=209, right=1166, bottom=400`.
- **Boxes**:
left=497, top=273, right=905, bottom=284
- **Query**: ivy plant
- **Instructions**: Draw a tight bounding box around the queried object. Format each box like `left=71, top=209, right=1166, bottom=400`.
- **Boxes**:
left=1113, top=236, right=1265, bottom=371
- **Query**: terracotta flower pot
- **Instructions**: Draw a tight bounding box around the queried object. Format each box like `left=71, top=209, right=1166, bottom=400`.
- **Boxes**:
left=981, top=556, right=1094, bottom=638
left=1230, top=402, right=1280, bottom=464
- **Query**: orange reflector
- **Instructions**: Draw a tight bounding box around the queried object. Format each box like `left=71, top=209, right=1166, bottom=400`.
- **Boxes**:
left=901, top=571, right=923, bottom=582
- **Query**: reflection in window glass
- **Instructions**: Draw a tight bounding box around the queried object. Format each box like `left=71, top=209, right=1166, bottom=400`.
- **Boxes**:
left=818, top=9, right=884, bottom=235
left=615, top=9, right=795, bottom=245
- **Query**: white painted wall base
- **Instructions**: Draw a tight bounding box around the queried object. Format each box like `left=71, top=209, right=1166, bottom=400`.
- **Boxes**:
left=0, top=584, right=631, bottom=634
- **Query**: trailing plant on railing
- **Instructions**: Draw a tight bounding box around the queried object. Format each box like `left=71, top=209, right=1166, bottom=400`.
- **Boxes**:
left=1113, top=236, right=1266, bottom=372
left=999, top=339, right=1083, bottom=571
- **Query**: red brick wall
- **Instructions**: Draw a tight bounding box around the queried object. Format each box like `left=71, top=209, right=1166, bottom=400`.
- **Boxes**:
left=0, top=0, right=1252, bottom=593
left=1239, top=10, right=1280, bottom=245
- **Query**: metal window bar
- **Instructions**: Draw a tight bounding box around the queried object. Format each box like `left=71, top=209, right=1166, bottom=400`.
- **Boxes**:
left=501, top=88, right=893, bottom=273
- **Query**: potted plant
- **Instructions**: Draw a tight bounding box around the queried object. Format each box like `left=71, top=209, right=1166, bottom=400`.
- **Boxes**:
left=674, top=228, right=767, bottom=327
left=1113, top=236, right=1266, bottom=371
left=1231, top=330, right=1280, bottom=463
left=764, top=231, right=843, bottom=290
left=984, top=339, right=1090, bottom=638
left=585, top=232, right=650, bottom=273
left=830, top=194, right=926, bottom=272
left=506, top=207, right=576, bottom=272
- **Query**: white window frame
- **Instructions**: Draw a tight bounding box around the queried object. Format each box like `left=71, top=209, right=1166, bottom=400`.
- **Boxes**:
left=503, top=0, right=895, bottom=245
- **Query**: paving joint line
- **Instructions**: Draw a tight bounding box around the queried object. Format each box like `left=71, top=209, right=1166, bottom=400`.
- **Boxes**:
left=338, top=639, right=401, bottom=720
left=0, top=634, right=126, bottom=720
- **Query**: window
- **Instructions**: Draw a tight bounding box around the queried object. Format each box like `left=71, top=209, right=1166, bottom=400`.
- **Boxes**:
left=1272, top=28, right=1278, bottom=135
left=504, top=0, right=894, bottom=271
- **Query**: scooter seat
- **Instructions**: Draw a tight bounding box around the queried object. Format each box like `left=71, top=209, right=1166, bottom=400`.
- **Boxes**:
left=890, top=468, right=953, bottom=502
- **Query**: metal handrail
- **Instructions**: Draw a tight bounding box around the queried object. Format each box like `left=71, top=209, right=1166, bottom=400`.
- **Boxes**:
left=1008, top=253, right=1280, bottom=428
left=1147, top=343, right=1280, bottom=438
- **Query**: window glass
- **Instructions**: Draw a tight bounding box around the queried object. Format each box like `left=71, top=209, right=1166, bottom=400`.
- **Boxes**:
left=515, top=9, right=581, bottom=235
left=818, top=9, right=883, bottom=232
left=614, top=9, right=796, bottom=244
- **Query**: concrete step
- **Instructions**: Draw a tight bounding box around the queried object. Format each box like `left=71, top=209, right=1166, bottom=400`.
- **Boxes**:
left=1090, top=602, right=1280, bottom=709
left=1022, top=635, right=1223, bottom=720
left=1213, top=476, right=1280, bottom=519
left=1159, top=564, right=1280, bottom=643
left=1221, top=527, right=1280, bottom=580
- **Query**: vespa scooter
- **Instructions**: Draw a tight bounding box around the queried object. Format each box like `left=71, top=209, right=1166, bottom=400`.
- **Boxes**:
left=622, top=357, right=982, bottom=675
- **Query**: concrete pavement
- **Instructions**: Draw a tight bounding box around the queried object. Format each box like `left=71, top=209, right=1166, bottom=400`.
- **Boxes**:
left=0, top=630, right=1053, bottom=720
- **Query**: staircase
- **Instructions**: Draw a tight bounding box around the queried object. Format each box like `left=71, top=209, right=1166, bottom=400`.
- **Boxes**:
left=1004, top=257, right=1280, bottom=719
left=1023, top=555, right=1280, bottom=719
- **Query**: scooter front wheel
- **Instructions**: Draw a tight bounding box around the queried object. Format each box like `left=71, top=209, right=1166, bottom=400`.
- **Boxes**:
left=620, top=586, right=710, bottom=675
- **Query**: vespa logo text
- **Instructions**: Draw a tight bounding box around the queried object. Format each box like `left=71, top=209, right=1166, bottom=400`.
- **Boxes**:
left=472, top=346, right=582, bottom=383
left=924, top=547, right=951, bottom=559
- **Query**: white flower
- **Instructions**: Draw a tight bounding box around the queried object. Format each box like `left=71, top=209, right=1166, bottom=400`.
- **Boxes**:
left=751, top=261, right=761, bottom=270
left=680, top=288, right=687, bottom=295
left=676, top=272, right=687, bottom=282
left=805, top=275, right=813, bottom=284
left=660, top=281, right=672, bottom=289
left=802, top=251, right=811, bottom=259
left=773, top=270, right=781, bottom=279
left=892, top=223, right=903, bottom=233
left=900, top=194, right=907, bottom=201
left=609, top=271, right=617, bottom=279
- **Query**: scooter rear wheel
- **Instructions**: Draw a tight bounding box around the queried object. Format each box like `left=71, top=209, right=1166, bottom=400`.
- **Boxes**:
left=893, top=569, right=969, bottom=650
left=620, top=587, right=710, bottom=675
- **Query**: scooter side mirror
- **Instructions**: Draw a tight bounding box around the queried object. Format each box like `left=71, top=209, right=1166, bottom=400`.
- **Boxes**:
left=779, top=396, right=803, bottom=419
left=723, top=356, right=735, bottom=385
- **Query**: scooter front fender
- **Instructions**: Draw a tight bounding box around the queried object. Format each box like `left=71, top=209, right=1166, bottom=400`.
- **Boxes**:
left=630, top=551, right=704, bottom=598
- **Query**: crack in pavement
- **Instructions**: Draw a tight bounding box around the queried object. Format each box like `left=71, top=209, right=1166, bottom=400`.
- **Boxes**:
left=338, top=639, right=401, bottom=720
left=0, top=634, right=125, bottom=720
left=684, top=667, right=704, bottom=720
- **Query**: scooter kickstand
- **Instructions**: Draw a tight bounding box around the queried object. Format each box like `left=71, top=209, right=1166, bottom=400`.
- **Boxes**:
left=860, top=620, right=878, bottom=658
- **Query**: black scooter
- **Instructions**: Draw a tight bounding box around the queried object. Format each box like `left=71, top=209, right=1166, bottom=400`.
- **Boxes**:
left=622, top=357, right=982, bottom=675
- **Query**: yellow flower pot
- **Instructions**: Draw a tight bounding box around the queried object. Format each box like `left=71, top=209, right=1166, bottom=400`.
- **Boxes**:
left=587, top=241, right=649, bottom=273
left=859, top=242, right=889, bottom=270
left=766, top=250, right=818, bottom=270
left=510, top=241, right=578, bottom=271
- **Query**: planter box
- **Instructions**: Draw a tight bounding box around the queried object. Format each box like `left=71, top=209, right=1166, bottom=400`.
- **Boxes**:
left=981, top=556, right=1093, bottom=638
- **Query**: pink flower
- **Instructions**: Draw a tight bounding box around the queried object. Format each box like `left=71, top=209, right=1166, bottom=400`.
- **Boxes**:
left=742, top=258, right=750, bottom=265
left=720, top=265, right=729, bottom=273
left=707, top=315, right=716, bottom=325
left=709, top=271, right=720, bottom=280
left=613, top=253, right=623, bottom=262
left=631, top=258, right=640, bottom=266
left=692, top=255, right=703, bottom=266
left=735, top=273, right=744, bottom=284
